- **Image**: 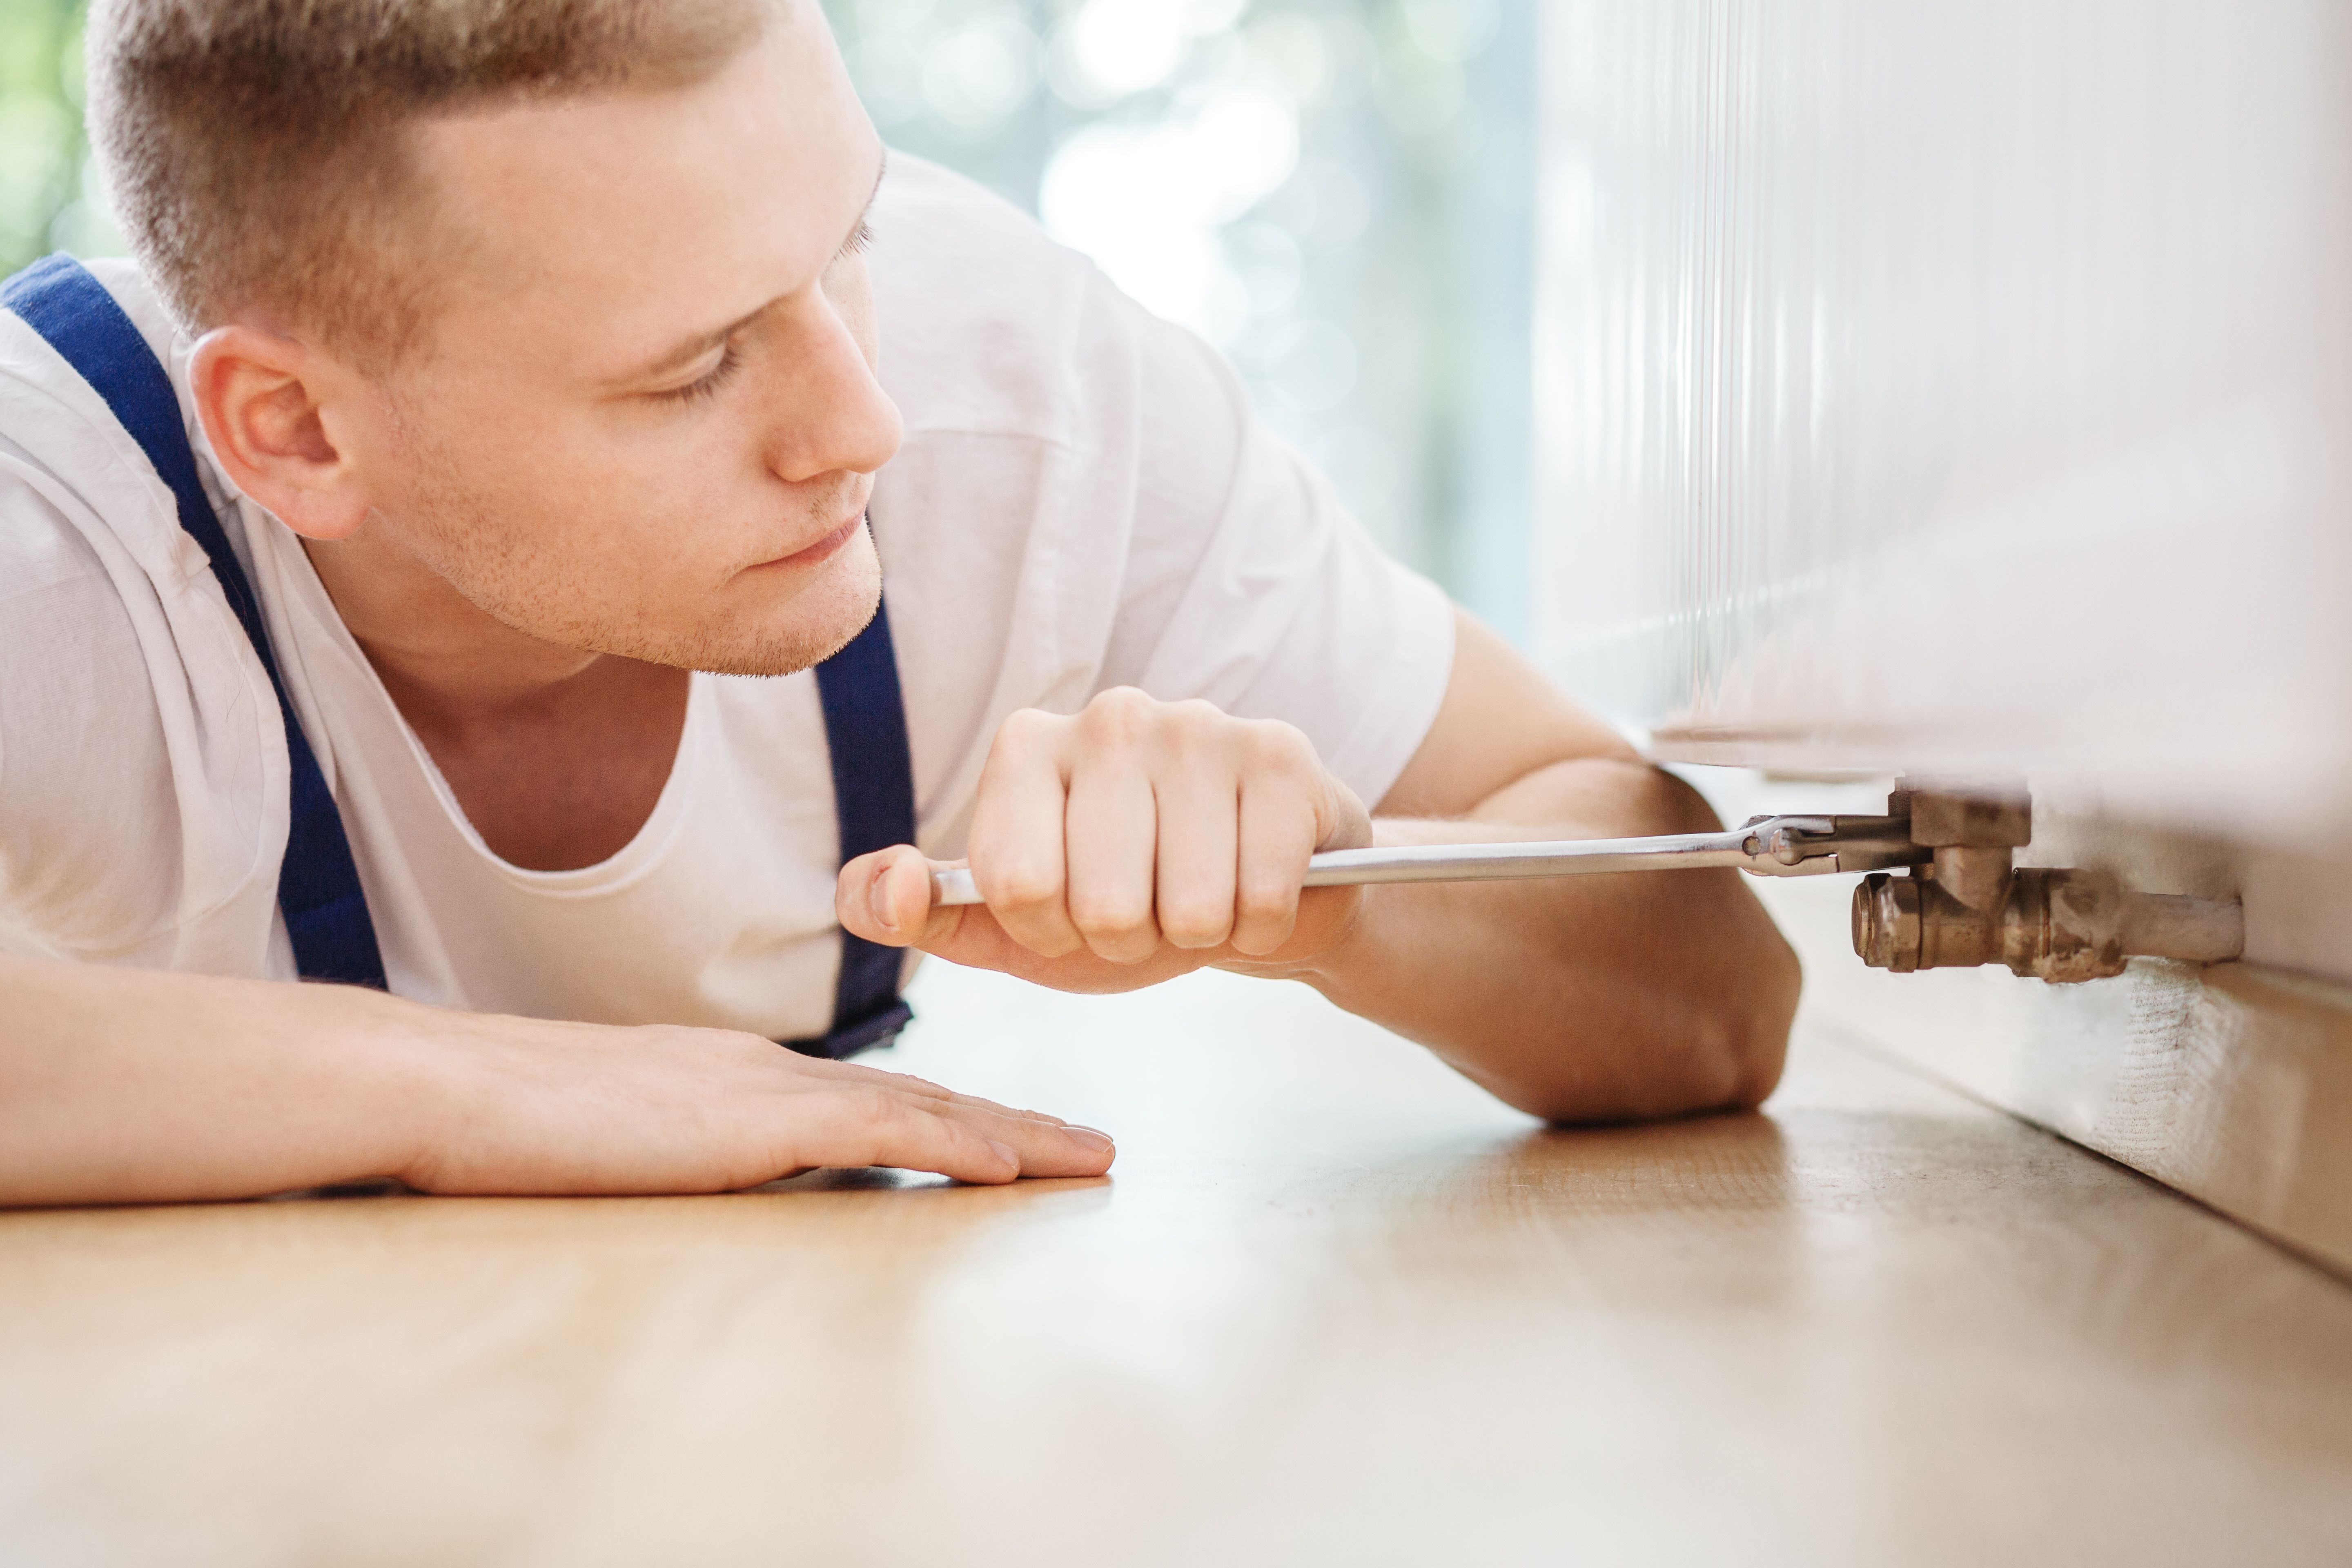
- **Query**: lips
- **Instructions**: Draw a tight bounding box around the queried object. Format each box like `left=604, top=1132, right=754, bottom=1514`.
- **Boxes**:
left=753, top=514, right=861, bottom=573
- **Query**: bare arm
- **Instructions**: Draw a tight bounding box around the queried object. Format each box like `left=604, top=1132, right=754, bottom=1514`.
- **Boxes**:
left=1262, top=613, right=1799, bottom=1120
left=844, top=608, right=1799, bottom=1123
left=0, top=953, right=1114, bottom=1207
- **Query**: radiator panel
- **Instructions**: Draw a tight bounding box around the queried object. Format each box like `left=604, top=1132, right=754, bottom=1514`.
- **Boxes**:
left=1534, top=0, right=2352, bottom=840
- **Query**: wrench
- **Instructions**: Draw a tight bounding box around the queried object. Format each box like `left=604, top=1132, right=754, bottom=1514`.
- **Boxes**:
left=926, top=814, right=1925, bottom=907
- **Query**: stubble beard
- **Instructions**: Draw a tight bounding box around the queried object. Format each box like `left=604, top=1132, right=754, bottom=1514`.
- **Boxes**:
left=389, top=453, right=884, bottom=679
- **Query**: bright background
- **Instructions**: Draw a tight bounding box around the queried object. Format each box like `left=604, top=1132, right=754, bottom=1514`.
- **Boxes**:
left=0, top=0, right=1535, bottom=637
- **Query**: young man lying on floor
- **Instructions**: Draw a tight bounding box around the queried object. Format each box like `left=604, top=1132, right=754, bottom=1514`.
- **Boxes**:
left=0, top=0, right=1798, bottom=1205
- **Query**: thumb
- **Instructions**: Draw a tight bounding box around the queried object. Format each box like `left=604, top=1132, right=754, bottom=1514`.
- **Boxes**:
left=836, top=845, right=958, bottom=947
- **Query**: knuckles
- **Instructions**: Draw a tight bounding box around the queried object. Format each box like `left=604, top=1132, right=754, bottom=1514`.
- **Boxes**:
left=1075, top=686, right=1160, bottom=749
left=1239, top=717, right=1318, bottom=782
left=994, top=692, right=1327, bottom=785
left=984, top=705, right=1067, bottom=766
left=1156, top=697, right=1227, bottom=752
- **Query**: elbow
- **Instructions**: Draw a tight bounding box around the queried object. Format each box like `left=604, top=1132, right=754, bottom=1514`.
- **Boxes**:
left=1706, top=932, right=1800, bottom=1112
left=1635, top=849, right=1805, bottom=1117
left=1492, top=917, right=1803, bottom=1126
left=1655, top=920, right=1801, bottom=1119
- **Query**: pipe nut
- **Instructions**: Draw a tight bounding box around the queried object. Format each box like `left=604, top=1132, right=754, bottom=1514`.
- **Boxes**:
left=1852, top=872, right=1922, bottom=971
left=2004, top=868, right=2128, bottom=983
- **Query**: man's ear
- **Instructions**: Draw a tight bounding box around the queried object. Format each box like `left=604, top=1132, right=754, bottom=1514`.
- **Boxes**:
left=187, top=325, right=373, bottom=541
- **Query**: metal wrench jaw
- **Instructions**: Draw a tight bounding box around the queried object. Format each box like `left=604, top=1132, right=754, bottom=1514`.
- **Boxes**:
left=1736, top=815, right=1929, bottom=878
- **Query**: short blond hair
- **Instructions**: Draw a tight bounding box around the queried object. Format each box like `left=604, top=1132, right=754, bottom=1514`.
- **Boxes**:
left=87, top=0, right=767, bottom=363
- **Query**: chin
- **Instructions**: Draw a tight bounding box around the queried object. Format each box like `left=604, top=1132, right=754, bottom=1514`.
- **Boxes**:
left=667, top=529, right=885, bottom=677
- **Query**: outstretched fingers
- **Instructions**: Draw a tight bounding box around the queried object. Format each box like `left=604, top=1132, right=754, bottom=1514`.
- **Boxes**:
left=782, top=1069, right=1115, bottom=1185
left=792, top=1089, right=1023, bottom=1183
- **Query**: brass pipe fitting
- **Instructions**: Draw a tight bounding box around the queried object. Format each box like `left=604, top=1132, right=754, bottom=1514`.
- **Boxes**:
left=1850, top=783, right=2243, bottom=983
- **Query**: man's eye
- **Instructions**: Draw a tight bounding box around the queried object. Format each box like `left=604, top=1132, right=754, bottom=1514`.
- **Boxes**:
left=654, top=342, right=744, bottom=405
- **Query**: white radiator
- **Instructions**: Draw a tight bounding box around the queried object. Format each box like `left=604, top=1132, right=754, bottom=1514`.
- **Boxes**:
left=1534, top=0, right=2352, bottom=842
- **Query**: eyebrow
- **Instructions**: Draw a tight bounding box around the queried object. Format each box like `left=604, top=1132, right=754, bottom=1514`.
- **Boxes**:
left=620, top=150, right=889, bottom=387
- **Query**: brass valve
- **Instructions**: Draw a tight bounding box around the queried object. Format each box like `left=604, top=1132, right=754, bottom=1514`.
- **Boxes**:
left=1849, top=783, right=2243, bottom=983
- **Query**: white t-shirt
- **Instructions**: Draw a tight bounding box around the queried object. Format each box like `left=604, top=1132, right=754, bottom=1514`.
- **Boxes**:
left=0, top=156, right=1454, bottom=1039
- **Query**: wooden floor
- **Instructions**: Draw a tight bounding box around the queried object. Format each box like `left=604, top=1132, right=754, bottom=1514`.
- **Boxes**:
left=3, top=964, right=2350, bottom=1566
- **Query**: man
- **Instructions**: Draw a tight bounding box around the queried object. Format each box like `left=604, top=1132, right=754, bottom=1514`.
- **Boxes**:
left=0, top=0, right=1798, bottom=1206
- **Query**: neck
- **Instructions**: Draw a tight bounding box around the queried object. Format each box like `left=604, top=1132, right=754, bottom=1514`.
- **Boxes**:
left=298, top=524, right=693, bottom=872
left=300, top=527, right=608, bottom=726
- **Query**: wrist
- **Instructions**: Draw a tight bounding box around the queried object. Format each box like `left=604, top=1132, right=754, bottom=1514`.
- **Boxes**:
left=315, top=983, right=495, bottom=1189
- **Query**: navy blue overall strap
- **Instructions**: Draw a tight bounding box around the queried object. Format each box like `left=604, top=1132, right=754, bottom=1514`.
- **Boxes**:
left=786, top=594, right=919, bottom=1058
left=3, top=254, right=388, bottom=987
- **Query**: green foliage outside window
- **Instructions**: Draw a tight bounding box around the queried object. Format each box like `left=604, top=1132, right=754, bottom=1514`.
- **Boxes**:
left=0, top=1, right=120, bottom=274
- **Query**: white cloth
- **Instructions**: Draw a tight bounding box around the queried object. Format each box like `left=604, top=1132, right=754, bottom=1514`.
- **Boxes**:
left=0, top=155, right=1455, bottom=1038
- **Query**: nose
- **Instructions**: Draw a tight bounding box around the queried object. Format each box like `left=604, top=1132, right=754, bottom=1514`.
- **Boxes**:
left=755, top=289, right=903, bottom=485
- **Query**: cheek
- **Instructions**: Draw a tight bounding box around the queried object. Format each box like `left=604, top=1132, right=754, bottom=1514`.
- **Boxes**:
left=564, top=425, right=804, bottom=598
left=453, top=393, right=724, bottom=530
left=377, top=372, right=579, bottom=525
left=379, top=364, right=788, bottom=604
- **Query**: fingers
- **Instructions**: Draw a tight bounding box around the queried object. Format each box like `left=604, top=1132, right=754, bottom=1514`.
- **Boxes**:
left=968, top=710, right=1085, bottom=958
left=1233, top=778, right=1312, bottom=955
left=953, top=693, right=1354, bottom=973
left=1231, top=723, right=1323, bottom=955
left=878, top=1079, right=1111, bottom=1172
left=1153, top=732, right=1239, bottom=951
left=950, top=1103, right=1117, bottom=1178
left=791, top=1081, right=1116, bottom=1185
left=790, top=1089, right=1021, bottom=1184
left=1063, top=695, right=1161, bottom=963
left=797, top=1057, right=1080, bottom=1129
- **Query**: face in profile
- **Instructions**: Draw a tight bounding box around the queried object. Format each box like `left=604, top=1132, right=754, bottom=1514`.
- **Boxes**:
left=339, top=2, right=904, bottom=677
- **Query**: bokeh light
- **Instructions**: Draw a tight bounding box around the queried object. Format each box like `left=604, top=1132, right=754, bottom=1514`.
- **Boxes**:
left=837, top=0, right=1535, bottom=615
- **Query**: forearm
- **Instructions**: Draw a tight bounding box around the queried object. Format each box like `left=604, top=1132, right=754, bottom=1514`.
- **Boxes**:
left=0, top=955, right=437, bottom=1206
left=1259, top=758, right=1801, bottom=1122
left=0, top=953, right=1112, bottom=1208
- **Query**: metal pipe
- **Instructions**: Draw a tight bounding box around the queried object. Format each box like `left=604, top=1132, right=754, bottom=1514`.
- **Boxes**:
left=2120, top=891, right=2246, bottom=964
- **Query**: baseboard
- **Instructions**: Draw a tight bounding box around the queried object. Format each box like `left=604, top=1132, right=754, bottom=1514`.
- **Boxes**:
left=1758, top=875, right=2352, bottom=1277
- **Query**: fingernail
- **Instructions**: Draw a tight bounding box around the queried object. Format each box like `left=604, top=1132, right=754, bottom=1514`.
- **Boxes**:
left=1064, top=1127, right=1115, bottom=1154
left=987, top=1139, right=1019, bottom=1168
left=868, top=865, right=897, bottom=935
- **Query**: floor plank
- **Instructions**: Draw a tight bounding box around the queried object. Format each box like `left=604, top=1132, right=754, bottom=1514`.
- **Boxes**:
left=1, top=963, right=2347, bottom=1566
